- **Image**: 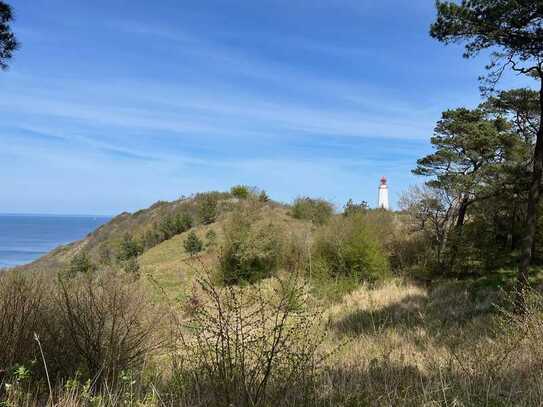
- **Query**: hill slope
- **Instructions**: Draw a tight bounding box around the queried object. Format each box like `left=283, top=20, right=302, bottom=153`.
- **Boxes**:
left=17, top=193, right=311, bottom=299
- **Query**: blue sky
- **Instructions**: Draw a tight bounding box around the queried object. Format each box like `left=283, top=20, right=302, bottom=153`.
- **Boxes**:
left=0, top=0, right=535, bottom=215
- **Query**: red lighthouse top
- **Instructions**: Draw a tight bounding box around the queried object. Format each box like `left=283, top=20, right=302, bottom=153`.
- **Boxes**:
left=380, top=176, right=387, bottom=186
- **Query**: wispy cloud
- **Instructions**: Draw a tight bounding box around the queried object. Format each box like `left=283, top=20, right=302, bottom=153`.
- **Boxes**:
left=1, top=0, right=471, bottom=214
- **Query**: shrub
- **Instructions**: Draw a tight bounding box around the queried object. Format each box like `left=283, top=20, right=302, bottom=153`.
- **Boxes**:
left=291, top=197, right=334, bottom=225
left=219, top=209, right=283, bottom=284
left=51, top=272, right=160, bottom=385
left=141, top=228, right=162, bottom=250
left=68, top=252, right=96, bottom=276
left=197, top=193, right=219, bottom=225
left=98, top=243, right=113, bottom=265
left=159, top=212, right=193, bottom=240
left=183, top=230, right=204, bottom=257
left=116, top=234, right=143, bottom=262
left=0, top=271, right=46, bottom=373
left=205, top=229, right=217, bottom=248
left=123, top=256, right=140, bottom=278
left=171, top=273, right=325, bottom=407
left=230, top=185, right=251, bottom=200
left=313, top=214, right=389, bottom=282
left=343, top=199, right=368, bottom=217
left=258, top=190, right=270, bottom=202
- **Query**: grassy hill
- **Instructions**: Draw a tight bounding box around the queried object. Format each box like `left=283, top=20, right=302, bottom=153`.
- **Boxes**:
left=4, top=189, right=543, bottom=406
left=17, top=190, right=312, bottom=297
left=17, top=192, right=246, bottom=274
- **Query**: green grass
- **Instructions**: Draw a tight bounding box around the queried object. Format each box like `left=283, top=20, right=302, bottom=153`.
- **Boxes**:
left=139, top=225, right=219, bottom=300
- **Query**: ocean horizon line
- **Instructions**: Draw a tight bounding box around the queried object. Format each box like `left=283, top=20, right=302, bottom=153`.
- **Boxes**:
left=0, top=212, right=113, bottom=218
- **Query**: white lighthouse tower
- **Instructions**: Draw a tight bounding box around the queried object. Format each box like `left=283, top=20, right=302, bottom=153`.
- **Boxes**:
left=378, top=176, right=389, bottom=210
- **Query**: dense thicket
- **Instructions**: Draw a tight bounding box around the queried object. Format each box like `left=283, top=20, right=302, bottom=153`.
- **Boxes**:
left=431, top=0, right=543, bottom=307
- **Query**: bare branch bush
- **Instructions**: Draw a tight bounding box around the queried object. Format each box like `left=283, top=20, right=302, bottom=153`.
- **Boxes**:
left=0, top=270, right=47, bottom=376
left=49, top=271, right=164, bottom=386
left=170, top=269, right=327, bottom=407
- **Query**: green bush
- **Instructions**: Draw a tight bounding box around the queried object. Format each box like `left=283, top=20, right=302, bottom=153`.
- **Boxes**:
left=197, top=193, right=219, bottom=225
left=291, top=197, right=334, bottom=225
left=184, top=230, right=204, bottom=257
left=230, top=184, right=251, bottom=199
left=313, top=214, right=389, bottom=282
left=68, top=252, right=96, bottom=276
left=219, top=209, right=283, bottom=284
left=116, top=234, right=143, bottom=262
left=159, top=212, right=193, bottom=240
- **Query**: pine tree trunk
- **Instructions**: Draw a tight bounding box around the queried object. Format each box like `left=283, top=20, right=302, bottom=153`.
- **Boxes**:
left=516, top=77, right=543, bottom=313
left=456, top=197, right=469, bottom=229
left=447, top=196, right=469, bottom=274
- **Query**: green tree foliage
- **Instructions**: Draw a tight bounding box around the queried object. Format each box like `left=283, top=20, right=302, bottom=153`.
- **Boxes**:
left=230, top=185, right=251, bottom=199
left=313, top=214, right=389, bottom=282
left=0, top=1, right=19, bottom=70
left=117, top=234, right=143, bottom=262
left=159, top=212, right=193, bottom=240
left=219, top=209, right=283, bottom=284
left=291, top=197, right=334, bottom=225
left=409, top=91, right=542, bottom=276
left=413, top=107, right=513, bottom=271
left=184, top=230, right=204, bottom=257
left=414, top=108, right=510, bottom=206
left=140, top=212, right=193, bottom=251
left=197, top=193, right=219, bottom=225
left=431, top=0, right=543, bottom=308
left=68, top=253, right=96, bottom=276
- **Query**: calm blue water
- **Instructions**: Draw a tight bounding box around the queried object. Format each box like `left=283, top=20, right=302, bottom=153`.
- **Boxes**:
left=0, top=214, right=110, bottom=268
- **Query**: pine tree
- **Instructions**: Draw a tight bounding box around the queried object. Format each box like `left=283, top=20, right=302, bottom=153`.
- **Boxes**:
left=184, top=230, right=203, bottom=257
left=431, top=0, right=543, bottom=310
left=0, top=1, right=19, bottom=70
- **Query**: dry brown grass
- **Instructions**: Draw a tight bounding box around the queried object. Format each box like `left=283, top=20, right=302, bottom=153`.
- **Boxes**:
left=3, top=275, right=543, bottom=406
left=316, top=279, right=543, bottom=406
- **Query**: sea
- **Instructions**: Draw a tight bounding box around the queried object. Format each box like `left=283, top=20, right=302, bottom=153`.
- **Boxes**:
left=0, top=214, right=110, bottom=268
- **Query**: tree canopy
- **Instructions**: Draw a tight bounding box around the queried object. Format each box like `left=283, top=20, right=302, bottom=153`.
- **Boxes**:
left=431, top=0, right=543, bottom=89
left=431, top=0, right=543, bottom=310
left=0, top=1, right=18, bottom=70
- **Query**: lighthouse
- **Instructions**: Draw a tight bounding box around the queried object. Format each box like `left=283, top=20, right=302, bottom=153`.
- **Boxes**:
left=378, top=176, right=389, bottom=210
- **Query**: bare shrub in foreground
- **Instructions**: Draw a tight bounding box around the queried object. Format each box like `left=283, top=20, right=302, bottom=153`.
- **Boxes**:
left=0, top=271, right=46, bottom=372
left=171, top=272, right=326, bottom=407
left=51, top=271, right=162, bottom=385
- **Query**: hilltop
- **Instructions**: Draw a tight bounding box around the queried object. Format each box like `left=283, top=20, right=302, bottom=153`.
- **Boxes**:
left=17, top=191, right=247, bottom=274
left=17, top=189, right=316, bottom=295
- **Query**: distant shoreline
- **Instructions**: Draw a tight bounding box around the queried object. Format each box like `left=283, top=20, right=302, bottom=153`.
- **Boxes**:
left=0, top=214, right=111, bottom=268
left=0, top=213, right=112, bottom=218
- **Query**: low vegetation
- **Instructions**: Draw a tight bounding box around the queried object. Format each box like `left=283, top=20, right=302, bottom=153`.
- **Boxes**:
left=3, top=0, right=543, bottom=403
left=291, top=197, right=334, bottom=225
left=2, top=184, right=543, bottom=406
